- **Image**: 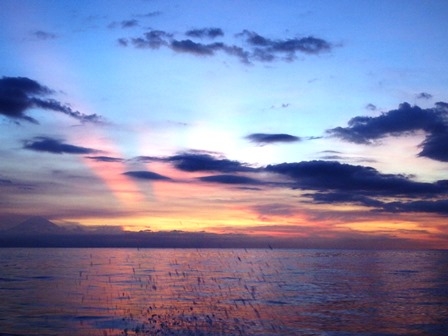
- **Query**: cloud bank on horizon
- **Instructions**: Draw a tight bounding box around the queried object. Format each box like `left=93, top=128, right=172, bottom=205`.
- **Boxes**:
left=0, top=0, right=448, bottom=249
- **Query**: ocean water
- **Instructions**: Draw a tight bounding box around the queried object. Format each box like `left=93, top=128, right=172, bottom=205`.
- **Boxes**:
left=0, top=248, right=447, bottom=336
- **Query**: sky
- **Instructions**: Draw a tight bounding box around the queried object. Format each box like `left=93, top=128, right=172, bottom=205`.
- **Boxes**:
left=1, top=0, right=448, bottom=249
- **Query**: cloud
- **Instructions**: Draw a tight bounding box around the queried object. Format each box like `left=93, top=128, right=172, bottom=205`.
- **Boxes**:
left=86, top=156, right=124, bottom=163
left=198, top=174, right=261, bottom=185
left=0, top=76, right=102, bottom=124
left=186, top=28, right=224, bottom=39
left=109, top=20, right=139, bottom=29
left=418, top=132, right=448, bottom=162
left=123, top=170, right=171, bottom=181
left=238, top=30, right=332, bottom=61
left=366, top=103, right=377, bottom=111
left=120, top=28, right=333, bottom=64
left=129, top=30, right=172, bottom=49
left=161, top=151, right=255, bottom=173
left=31, top=30, right=57, bottom=40
left=0, top=178, right=13, bottom=185
left=121, top=19, right=139, bottom=28
left=134, top=11, right=162, bottom=18
left=264, top=160, right=448, bottom=216
left=416, top=92, right=432, bottom=100
left=133, top=152, right=448, bottom=216
left=117, top=38, right=128, bottom=47
left=307, top=191, right=385, bottom=208
left=383, top=199, right=448, bottom=215
left=308, top=191, right=448, bottom=216
left=265, top=160, right=447, bottom=197
left=246, top=133, right=300, bottom=145
left=23, top=137, right=99, bottom=154
left=171, top=39, right=224, bottom=56
left=327, top=102, right=448, bottom=162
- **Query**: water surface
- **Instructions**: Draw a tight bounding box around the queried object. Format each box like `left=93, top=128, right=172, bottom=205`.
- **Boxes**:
left=0, top=248, right=447, bottom=335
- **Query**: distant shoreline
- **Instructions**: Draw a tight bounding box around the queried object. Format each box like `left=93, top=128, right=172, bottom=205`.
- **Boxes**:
left=0, top=232, right=445, bottom=250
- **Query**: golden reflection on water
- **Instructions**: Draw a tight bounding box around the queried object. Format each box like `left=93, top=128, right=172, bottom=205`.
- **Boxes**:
left=0, top=248, right=447, bottom=335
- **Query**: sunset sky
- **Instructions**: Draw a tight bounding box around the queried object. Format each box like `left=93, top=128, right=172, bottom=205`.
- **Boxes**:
left=1, top=0, right=448, bottom=248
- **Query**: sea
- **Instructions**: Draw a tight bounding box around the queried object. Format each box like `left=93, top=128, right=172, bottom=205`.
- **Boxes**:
left=0, top=248, right=447, bottom=336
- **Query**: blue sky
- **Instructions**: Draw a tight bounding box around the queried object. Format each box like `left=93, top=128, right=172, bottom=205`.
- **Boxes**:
left=1, top=0, right=448, bottom=248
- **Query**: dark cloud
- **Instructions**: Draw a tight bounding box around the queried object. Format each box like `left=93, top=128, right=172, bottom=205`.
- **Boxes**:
left=238, top=30, right=332, bottom=61
left=199, top=174, right=260, bottom=185
left=265, top=160, right=446, bottom=196
left=246, top=133, right=300, bottom=145
left=31, top=30, right=57, bottom=40
left=418, top=132, right=448, bottom=162
left=32, top=98, right=102, bottom=123
left=170, top=40, right=248, bottom=62
left=163, top=151, right=255, bottom=173
left=130, top=30, right=172, bottom=49
left=416, top=92, right=432, bottom=100
left=265, top=160, right=448, bottom=216
left=327, top=102, right=448, bottom=162
left=86, top=156, right=124, bottom=163
left=121, top=29, right=333, bottom=64
left=327, top=102, right=444, bottom=144
left=123, top=170, right=171, bottom=181
left=186, top=28, right=224, bottom=39
left=23, top=137, right=99, bottom=154
left=0, top=76, right=102, bottom=124
left=0, top=178, right=13, bottom=185
left=309, top=191, right=448, bottom=216
left=307, top=191, right=384, bottom=208
left=131, top=152, right=448, bottom=216
left=383, top=199, right=448, bottom=215
left=170, top=39, right=224, bottom=56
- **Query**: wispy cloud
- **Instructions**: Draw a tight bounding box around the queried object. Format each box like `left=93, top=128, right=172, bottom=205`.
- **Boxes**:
left=245, top=133, right=301, bottom=145
left=365, top=103, right=377, bottom=111
left=85, top=156, right=124, bottom=163
left=0, top=76, right=103, bottom=124
left=31, top=30, right=57, bottom=40
left=416, top=92, right=432, bottom=100
left=123, top=170, right=171, bottom=181
left=108, top=19, right=139, bottom=29
left=198, top=174, right=261, bottom=185
left=134, top=11, right=162, bottom=18
left=23, top=137, right=99, bottom=154
left=119, top=28, right=333, bottom=64
left=128, top=30, right=172, bottom=49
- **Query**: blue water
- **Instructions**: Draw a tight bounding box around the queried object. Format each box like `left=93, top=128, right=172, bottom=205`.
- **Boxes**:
left=0, top=248, right=447, bottom=335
